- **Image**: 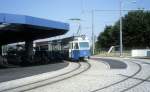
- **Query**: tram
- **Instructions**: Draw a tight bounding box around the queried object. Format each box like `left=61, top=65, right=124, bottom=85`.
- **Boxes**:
left=36, top=35, right=91, bottom=61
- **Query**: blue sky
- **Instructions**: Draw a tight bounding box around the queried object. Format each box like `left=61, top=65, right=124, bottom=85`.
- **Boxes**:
left=0, top=0, right=150, bottom=41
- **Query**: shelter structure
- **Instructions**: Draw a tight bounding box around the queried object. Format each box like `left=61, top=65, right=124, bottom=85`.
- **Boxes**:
left=0, top=13, right=69, bottom=60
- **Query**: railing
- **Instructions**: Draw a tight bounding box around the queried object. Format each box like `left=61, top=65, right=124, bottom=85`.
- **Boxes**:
left=94, top=49, right=131, bottom=57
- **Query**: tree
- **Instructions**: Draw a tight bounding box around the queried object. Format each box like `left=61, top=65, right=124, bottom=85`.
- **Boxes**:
left=96, top=10, right=150, bottom=50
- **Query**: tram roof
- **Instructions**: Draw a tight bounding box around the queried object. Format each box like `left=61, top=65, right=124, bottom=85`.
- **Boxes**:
left=0, top=13, right=69, bottom=45
left=50, top=35, right=86, bottom=43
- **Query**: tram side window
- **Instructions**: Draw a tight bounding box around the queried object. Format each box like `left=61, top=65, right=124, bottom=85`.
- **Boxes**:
left=40, top=45, right=48, bottom=51
left=74, top=43, right=79, bottom=49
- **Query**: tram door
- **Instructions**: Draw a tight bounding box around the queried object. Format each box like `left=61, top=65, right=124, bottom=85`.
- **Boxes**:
left=69, top=42, right=73, bottom=58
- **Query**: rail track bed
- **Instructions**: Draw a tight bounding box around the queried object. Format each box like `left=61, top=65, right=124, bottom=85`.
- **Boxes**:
left=1, top=57, right=150, bottom=92
left=90, top=57, right=150, bottom=92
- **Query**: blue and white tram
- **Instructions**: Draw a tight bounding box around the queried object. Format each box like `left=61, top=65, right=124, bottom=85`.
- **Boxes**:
left=35, top=35, right=91, bottom=61
left=68, top=36, right=90, bottom=60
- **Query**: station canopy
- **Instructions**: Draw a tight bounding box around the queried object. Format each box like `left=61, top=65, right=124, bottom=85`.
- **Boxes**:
left=0, top=13, right=69, bottom=45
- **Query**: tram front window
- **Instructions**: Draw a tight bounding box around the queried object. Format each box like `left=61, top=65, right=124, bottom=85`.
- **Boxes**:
left=79, top=42, right=89, bottom=49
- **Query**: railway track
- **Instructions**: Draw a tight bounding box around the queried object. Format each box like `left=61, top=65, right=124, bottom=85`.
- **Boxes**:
left=90, top=58, right=150, bottom=92
left=120, top=60, right=150, bottom=92
left=2, top=58, right=150, bottom=92
left=1, top=61, right=91, bottom=92
left=90, top=60, right=142, bottom=92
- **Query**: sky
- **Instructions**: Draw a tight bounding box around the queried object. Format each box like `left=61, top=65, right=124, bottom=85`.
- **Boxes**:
left=0, top=0, right=150, bottom=42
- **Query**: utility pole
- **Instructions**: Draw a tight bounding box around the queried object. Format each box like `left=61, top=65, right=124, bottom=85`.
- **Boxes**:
left=92, top=9, right=95, bottom=55
left=119, top=0, right=137, bottom=57
left=119, top=0, right=123, bottom=57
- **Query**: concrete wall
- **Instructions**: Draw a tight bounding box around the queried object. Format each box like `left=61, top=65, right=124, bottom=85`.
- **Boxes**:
left=131, top=49, right=150, bottom=57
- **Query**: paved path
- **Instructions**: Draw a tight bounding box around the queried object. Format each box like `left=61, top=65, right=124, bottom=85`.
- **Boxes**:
left=0, top=62, right=68, bottom=83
